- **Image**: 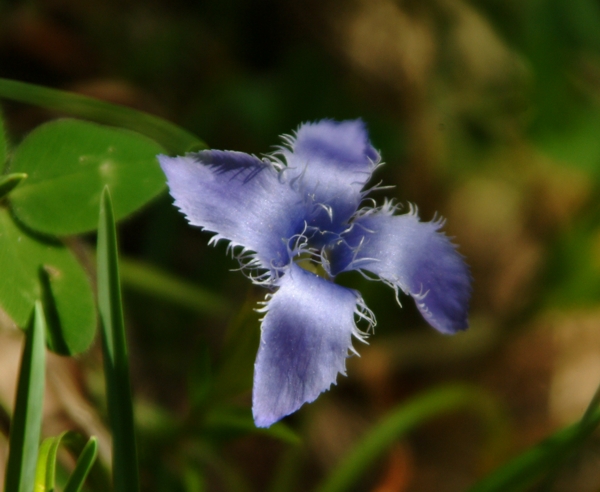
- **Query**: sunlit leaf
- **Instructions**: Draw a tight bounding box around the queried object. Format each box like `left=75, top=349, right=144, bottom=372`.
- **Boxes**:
left=0, top=208, right=96, bottom=354
left=34, top=431, right=98, bottom=492
left=9, top=119, right=166, bottom=235
left=97, top=187, right=139, bottom=492
left=0, top=173, right=27, bottom=200
left=4, top=302, right=46, bottom=492
left=34, top=432, right=66, bottom=491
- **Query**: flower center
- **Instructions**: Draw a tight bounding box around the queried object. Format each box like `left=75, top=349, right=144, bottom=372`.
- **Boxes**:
left=295, top=251, right=330, bottom=280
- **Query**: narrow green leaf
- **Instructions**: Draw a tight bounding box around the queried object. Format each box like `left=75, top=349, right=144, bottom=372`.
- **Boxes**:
left=0, top=107, right=7, bottom=168
left=0, top=208, right=96, bottom=355
left=119, top=257, right=232, bottom=317
left=38, top=266, right=69, bottom=355
left=4, top=301, right=47, bottom=492
left=34, top=436, right=56, bottom=491
left=34, top=433, right=65, bottom=491
left=97, top=186, right=139, bottom=492
left=33, top=432, right=98, bottom=492
left=9, top=119, right=167, bottom=235
left=466, top=409, right=600, bottom=492
left=316, top=385, right=503, bottom=492
left=63, top=436, right=99, bottom=492
left=0, top=78, right=205, bottom=154
left=0, top=173, right=27, bottom=200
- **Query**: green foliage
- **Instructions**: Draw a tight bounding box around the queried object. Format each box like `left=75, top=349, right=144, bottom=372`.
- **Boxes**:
left=4, top=302, right=46, bottom=492
left=0, top=78, right=205, bottom=154
left=0, top=173, right=27, bottom=200
left=0, top=108, right=6, bottom=169
left=97, top=187, right=139, bottom=492
left=9, top=119, right=166, bottom=235
left=0, top=208, right=96, bottom=354
left=63, top=436, right=99, bottom=492
left=34, top=431, right=98, bottom=492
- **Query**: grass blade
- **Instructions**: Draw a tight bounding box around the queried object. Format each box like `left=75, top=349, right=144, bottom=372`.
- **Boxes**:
left=0, top=78, right=206, bottom=154
left=34, top=432, right=66, bottom=491
left=34, top=436, right=57, bottom=491
left=4, top=301, right=47, bottom=492
left=97, top=186, right=139, bottom=492
left=33, top=431, right=98, bottom=492
left=466, top=408, right=600, bottom=492
left=316, top=384, right=503, bottom=492
left=119, top=257, right=232, bottom=317
left=63, top=436, right=99, bottom=492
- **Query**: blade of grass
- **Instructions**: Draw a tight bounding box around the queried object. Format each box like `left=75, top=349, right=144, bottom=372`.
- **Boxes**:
left=33, top=431, right=98, bottom=492
left=0, top=78, right=206, bottom=154
left=466, top=408, right=600, bottom=492
left=63, top=436, right=99, bottom=492
left=119, top=257, right=232, bottom=317
left=97, top=186, right=139, bottom=492
left=316, top=384, right=504, bottom=492
left=34, top=434, right=63, bottom=491
left=4, top=301, right=46, bottom=492
left=34, top=435, right=57, bottom=491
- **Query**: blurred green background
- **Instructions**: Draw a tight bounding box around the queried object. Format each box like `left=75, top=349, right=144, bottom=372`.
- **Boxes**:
left=1, top=0, right=600, bottom=490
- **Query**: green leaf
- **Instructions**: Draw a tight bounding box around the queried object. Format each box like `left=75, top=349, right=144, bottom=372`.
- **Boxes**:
left=0, top=107, right=7, bottom=169
left=0, top=78, right=205, bottom=154
left=0, top=173, right=27, bottom=200
left=34, top=431, right=98, bottom=492
left=4, top=302, right=46, bottom=492
left=63, top=436, right=99, bottom=492
left=97, top=187, right=139, bottom=492
left=316, top=385, right=505, bottom=492
left=0, top=208, right=96, bottom=354
left=34, top=432, right=66, bottom=491
left=9, top=119, right=167, bottom=235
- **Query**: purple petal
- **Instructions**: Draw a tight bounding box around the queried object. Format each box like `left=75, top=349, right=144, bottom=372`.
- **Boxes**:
left=332, top=207, right=471, bottom=334
left=279, top=120, right=380, bottom=236
left=159, top=151, right=305, bottom=276
left=253, top=265, right=368, bottom=427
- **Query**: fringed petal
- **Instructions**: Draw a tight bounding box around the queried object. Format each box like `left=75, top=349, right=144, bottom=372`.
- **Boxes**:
left=277, top=119, right=380, bottom=237
left=252, top=265, right=370, bottom=427
left=332, top=207, right=471, bottom=334
left=159, top=151, right=306, bottom=278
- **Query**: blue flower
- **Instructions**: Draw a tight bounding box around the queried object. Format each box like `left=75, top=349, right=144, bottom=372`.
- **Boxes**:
left=158, top=119, right=471, bottom=427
